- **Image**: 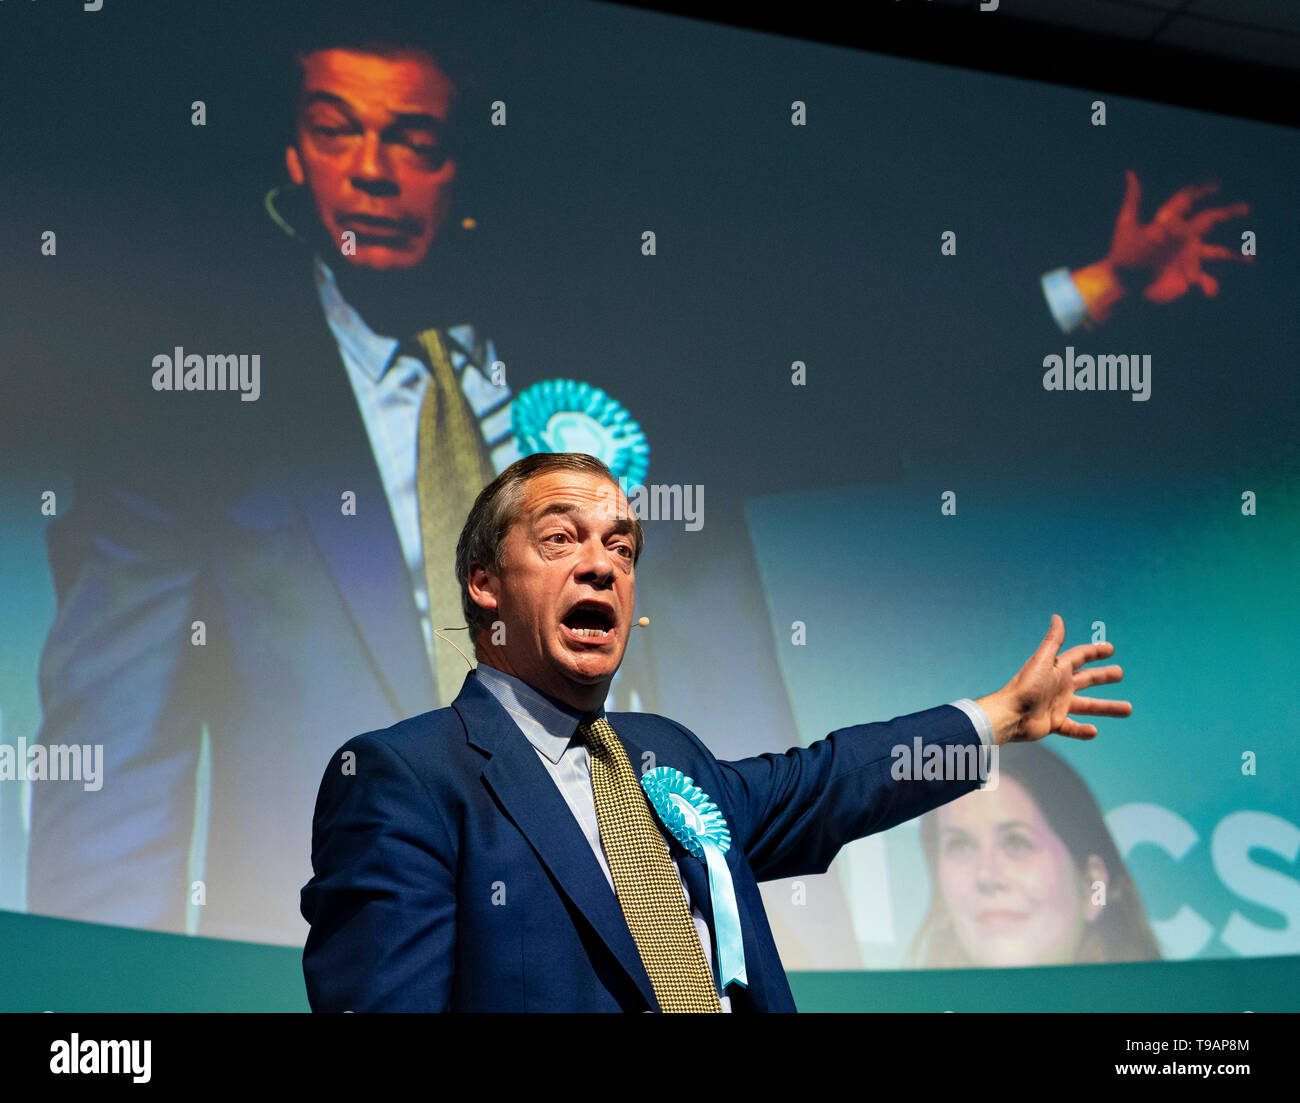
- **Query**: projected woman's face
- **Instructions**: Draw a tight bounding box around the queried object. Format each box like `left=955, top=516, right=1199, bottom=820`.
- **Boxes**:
left=935, top=777, right=1103, bottom=967
left=285, top=48, right=457, bottom=270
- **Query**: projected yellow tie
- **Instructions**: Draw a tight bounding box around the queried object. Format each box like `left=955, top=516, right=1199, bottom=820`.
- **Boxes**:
left=579, top=715, right=721, bottom=1013
left=413, top=328, right=497, bottom=707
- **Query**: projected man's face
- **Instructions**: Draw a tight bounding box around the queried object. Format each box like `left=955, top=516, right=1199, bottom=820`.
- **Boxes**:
left=935, top=777, right=1105, bottom=967
left=285, top=47, right=457, bottom=270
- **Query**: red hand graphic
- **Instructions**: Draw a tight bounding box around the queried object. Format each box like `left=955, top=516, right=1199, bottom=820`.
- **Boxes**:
left=1102, top=169, right=1252, bottom=305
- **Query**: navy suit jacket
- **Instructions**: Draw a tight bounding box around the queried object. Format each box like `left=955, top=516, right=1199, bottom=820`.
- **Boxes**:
left=300, top=668, right=985, bottom=1012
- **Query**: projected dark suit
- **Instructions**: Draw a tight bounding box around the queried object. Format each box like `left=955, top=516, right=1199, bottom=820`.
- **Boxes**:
left=25, top=189, right=808, bottom=944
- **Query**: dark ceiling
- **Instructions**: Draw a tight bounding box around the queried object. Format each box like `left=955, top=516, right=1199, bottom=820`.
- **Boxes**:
left=603, top=0, right=1300, bottom=128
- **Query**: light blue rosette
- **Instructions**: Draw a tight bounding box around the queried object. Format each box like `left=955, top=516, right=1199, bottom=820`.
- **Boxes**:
left=641, top=767, right=747, bottom=990
left=512, top=379, right=650, bottom=488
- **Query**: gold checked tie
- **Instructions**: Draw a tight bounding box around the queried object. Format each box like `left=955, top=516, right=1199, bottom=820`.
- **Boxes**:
left=578, top=715, right=721, bottom=1013
left=412, top=327, right=497, bottom=708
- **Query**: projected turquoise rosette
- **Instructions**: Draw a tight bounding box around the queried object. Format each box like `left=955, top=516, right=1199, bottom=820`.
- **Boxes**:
left=512, top=380, right=650, bottom=488
left=641, top=767, right=747, bottom=990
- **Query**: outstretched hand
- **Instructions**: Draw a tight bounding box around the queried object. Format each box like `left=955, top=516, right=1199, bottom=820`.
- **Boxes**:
left=986, top=615, right=1132, bottom=744
left=1104, top=169, right=1251, bottom=304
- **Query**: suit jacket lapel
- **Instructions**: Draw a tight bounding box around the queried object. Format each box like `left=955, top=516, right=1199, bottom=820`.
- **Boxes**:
left=279, top=296, right=438, bottom=722
left=454, top=676, right=660, bottom=1010
left=618, top=730, right=725, bottom=1003
left=613, top=727, right=719, bottom=967
left=295, top=454, right=437, bottom=721
left=615, top=719, right=748, bottom=1005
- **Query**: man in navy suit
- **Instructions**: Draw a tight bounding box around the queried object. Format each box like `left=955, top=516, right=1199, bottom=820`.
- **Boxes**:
left=299, top=450, right=1132, bottom=1011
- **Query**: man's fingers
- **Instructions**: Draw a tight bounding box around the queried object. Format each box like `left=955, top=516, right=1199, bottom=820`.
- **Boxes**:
left=1073, top=664, right=1124, bottom=690
left=1060, top=640, right=1114, bottom=668
left=1200, top=243, right=1251, bottom=262
left=1034, top=614, right=1066, bottom=661
left=1068, top=695, right=1133, bottom=717
left=1054, top=717, right=1099, bottom=740
left=1143, top=269, right=1187, bottom=303
left=1190, top=201, right=1249, bottom=236
left=1204, top=247, right=1254, bottom=264
left=1157, top=181, right=1219, bottom=222
left=1115, top=169, right=1141, bottom=233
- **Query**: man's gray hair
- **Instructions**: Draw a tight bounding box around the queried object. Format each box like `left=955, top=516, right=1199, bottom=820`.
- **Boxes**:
left=455, top=453, right=644, bottom=639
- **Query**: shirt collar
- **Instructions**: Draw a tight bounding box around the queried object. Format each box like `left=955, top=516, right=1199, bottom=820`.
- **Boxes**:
left=312, top=254, right=402, bottom=382
left=313, top=254, right=488, bottom=380
left=473, top=663, right=605, bottom=765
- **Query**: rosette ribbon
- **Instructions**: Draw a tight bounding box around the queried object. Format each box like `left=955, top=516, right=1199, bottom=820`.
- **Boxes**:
left=511, top=379, right=650, bottom=488
left=640, top=767, right=747, bottom=989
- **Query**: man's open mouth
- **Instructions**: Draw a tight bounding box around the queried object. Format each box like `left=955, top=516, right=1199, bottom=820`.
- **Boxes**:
left=338, top=212, right=422, bottom=239
left=561, top=601, right=616, bottom=640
